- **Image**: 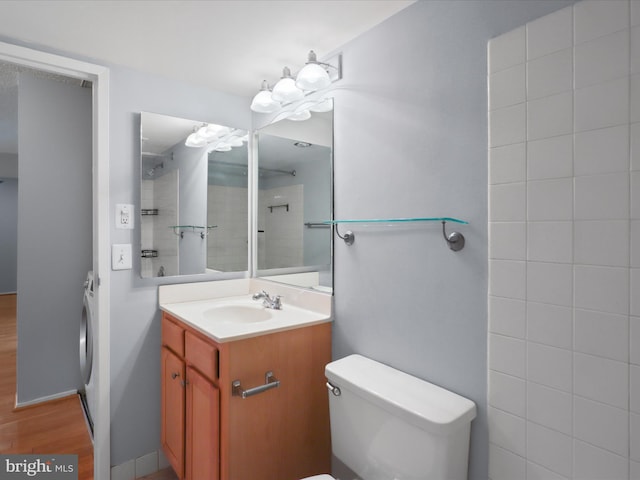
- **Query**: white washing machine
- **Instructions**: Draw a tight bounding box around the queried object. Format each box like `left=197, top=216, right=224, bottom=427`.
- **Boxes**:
left=80, top=270, right=96, bottom=436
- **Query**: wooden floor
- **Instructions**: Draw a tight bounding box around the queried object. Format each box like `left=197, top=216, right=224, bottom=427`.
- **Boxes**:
left=0, top=294, right=94, bottom=479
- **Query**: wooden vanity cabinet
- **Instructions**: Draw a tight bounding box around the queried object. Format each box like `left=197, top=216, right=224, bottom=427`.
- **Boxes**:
left=161, top=347, right=186, bottom=478
left=161, top=312, right=331, bottom=480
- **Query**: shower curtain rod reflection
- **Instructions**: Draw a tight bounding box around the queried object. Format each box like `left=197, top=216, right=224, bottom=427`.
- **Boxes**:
left=209, top=160, right=296, bottom=177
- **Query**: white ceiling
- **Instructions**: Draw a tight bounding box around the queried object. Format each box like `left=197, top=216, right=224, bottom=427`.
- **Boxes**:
left=0, top=0, right=414, bottom=98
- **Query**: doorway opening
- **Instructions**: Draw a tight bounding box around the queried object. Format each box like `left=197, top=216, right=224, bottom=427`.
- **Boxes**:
left=0, top=41, right=110, bottom=480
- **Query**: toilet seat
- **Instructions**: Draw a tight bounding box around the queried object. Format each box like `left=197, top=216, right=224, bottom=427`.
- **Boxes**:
left=300, top=475, right=335, bottom=480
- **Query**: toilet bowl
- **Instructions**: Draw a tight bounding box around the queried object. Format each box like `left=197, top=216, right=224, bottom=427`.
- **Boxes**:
left=300, top=354, right=476, bottom=480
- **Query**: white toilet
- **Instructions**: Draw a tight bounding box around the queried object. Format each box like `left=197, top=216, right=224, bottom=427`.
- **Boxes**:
left=302, top=354, right=477, bottom=480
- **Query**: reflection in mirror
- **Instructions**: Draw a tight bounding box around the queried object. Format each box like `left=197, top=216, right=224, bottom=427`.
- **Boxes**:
left=256, top=103, right=333, bottom=292
left=140, top=112, right=248, bottom=278
left=207, top=145, right=249, bottom=273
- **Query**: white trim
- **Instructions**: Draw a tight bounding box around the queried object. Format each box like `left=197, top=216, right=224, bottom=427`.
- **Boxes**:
left=14, top=389, right=79, bottom=409
left=0, top=40, right=110, bottom=480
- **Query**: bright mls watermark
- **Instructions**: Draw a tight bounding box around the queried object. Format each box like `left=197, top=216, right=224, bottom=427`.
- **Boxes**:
left=0, top=455, right=77, bottom=479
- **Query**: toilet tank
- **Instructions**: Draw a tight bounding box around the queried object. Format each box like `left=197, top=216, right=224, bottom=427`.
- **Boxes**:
left=325, top=355, right=476, bottom=480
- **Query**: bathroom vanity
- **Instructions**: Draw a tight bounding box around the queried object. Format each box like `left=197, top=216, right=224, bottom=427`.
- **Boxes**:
left=159, top=279, right=332, bottom=480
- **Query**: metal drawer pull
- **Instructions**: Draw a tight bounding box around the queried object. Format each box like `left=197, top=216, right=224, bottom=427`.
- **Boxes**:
left=232, top=371, right=280, bottom=399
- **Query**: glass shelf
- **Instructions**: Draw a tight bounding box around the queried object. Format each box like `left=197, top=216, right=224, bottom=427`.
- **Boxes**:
left=323, top=217, right=468, bottom=251
left=324, top=217, right=468, bottom=225
left=169, top=225, right=217, bottom=239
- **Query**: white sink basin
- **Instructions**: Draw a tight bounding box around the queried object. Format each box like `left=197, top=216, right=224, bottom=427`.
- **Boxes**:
left=203, top=304, right=273, bottom=323
left=160, top=294, right=331, bottom=342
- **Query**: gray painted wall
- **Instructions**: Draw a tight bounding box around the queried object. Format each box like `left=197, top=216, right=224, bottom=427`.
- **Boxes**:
left=329, top=1, right=574, bottom=479
left=0, top=178, right=17, bottom=294
left=17, top=73, right=92, bottom=403
left=109, top=66, right=250, bottom=464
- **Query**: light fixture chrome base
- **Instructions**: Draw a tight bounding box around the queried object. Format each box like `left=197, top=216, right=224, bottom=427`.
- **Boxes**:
left=442, top=221, right=465, bottom=251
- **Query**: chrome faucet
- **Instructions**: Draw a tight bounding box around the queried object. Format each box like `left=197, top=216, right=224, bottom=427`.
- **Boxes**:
left=252, top=290, right=282, bottom=310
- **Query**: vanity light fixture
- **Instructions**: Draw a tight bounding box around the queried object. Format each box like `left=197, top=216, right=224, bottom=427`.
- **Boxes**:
left=287, top=109, right=311, bottom=121
left=185, top=123, right=248, bottom=153
left=249, top=51, right=341, bottom=115
left=185, top=126, right=208, bottom=147
left=250, top=80, right=280, bottom=113
left=309, top=98, right=333, bottom=113
left=206, top=128, right=248, bottom=153
left=271, top=67, right=304, bottom=103
left=295, top=50, right=331, bottom=91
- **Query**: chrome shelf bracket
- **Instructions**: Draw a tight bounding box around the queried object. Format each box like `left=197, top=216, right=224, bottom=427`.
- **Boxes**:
left=442, top=221, right=465, bottom=252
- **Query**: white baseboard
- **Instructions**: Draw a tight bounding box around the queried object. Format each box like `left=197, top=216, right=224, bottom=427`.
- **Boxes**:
left=15, top=389, right=79, bottom=409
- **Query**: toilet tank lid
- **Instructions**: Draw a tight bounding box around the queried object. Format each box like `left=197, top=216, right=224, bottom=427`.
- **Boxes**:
left=325, top=354, right=477, bottom=435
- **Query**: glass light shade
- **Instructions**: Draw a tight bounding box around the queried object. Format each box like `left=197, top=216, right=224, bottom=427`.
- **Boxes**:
left=251, top=90, right=280, bottom=113
left=227, top=136, right=244, bottom=147
left=214, top=143, right=232, bottom=152
left=287, top=109, right=311, bottom=121
left=271, top=67, right=304, bottom=103
left=185, top=132, right=207, bottom=147
left=196, top=125, right=217, bottom=141
left=203, top=124, right=228, bottom=139
left=309, top=98, right=333, bottom=113
left=296, top=63, right=331, bottom=91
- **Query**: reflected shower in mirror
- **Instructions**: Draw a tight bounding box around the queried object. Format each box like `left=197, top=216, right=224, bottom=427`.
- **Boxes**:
left=140, top=112, right=248, bottom=278
left=257, top=103, right=333, bottom=291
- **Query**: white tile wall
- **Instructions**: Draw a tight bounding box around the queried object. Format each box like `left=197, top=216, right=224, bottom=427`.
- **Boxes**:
left=490, top=142, right=526, bottom=184
left=527, top=48, right=573, bottom=100
left=632, top=74, right=640, bottom=123
left=527, top=178, right=573, bottom=221
left=574, top=77, right=630, bottom=132
left=207, top=185, right=248, bottom=272
left=488, top=3, right=637, bottom=478
left=527, top=91, right=573, bottom=141
left=489, top=444, right=526, bottom=480
left=528, top=221, right=573, bottom=263
left=258, top=185, right=304, bottom=269
left=574, top=30, right=629, bottom=89
left=527, top=5, right=573, bottom=61
left=526, top=381, right=572, bottom=436
left=573, top=440, right=629, bottom=480
left=489, top=369, right=526, bottom=416
left=527, top=421, right=573, bottom=478
left=527, top=135, right=573, bottom=181
left=574, top=125, right=629, bottom=176
left=489, top=296, right=526, bottom=338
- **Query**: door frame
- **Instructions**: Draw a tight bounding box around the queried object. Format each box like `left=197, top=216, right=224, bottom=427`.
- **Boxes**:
left=0, top=41, right=110, bottom=480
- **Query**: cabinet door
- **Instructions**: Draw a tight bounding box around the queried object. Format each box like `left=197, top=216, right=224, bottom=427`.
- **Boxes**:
left=186, top=366, right=220, bottom=480
left=161, top=347, right=185, bottom=479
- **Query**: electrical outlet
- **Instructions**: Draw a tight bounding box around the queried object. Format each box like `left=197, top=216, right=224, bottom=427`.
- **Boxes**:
left=116, top=204, right=134, bottom=229
left=112, top=244, right=132, bottom=270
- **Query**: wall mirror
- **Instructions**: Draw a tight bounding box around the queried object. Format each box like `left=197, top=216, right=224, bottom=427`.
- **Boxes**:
left=140, top=112, right=248, bottom=278
left=256, top=103, right=333, bottom=292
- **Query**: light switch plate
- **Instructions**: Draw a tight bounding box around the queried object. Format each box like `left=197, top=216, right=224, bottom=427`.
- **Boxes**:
left=116, top=204, right=134, bottom=229
left=112, top=244, right=132, bottom=270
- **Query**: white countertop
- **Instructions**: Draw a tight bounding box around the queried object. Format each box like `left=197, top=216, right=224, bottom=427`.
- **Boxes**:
left=159, top=279, right=332, bottom=343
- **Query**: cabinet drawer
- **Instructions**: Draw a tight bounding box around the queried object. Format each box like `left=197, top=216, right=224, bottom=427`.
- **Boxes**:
left=162, top=315, right=185, bottom=357
left=185, top=331, right=218, bottom=381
